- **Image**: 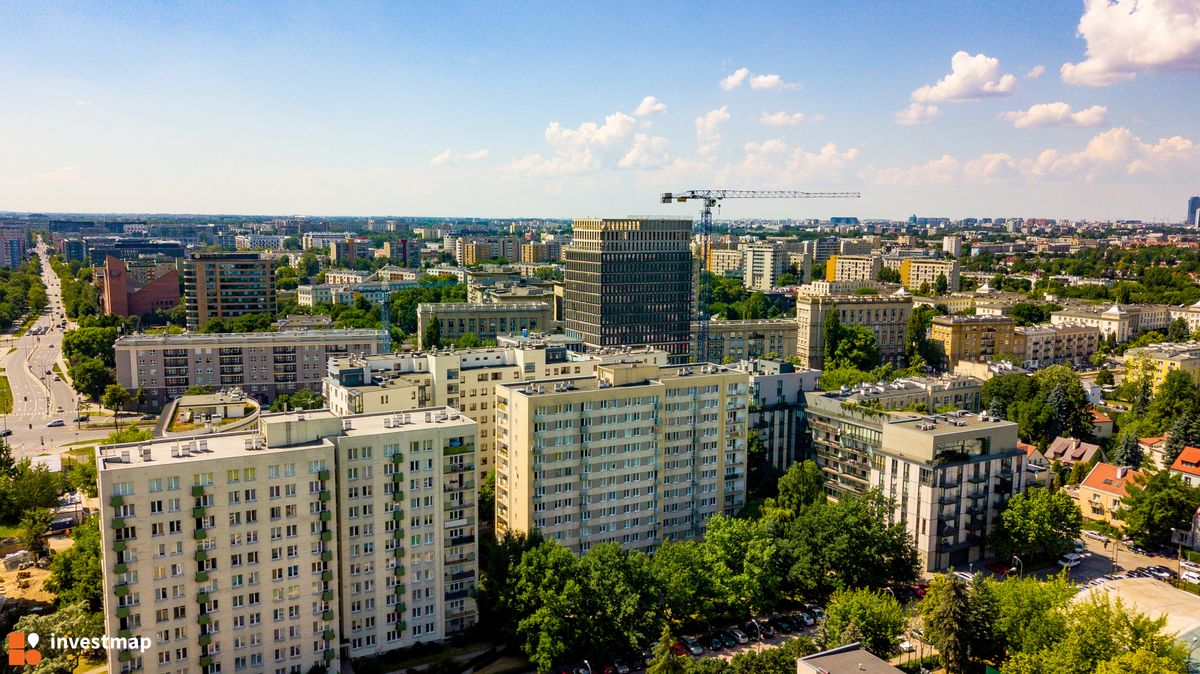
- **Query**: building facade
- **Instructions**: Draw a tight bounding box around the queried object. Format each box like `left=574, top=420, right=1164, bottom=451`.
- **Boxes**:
left=100, top=256, right=180, bottom=318
left=494, top=362, right=749, bottom=554
left=184, top=252, right=277, bottom=331
left=930, top=315, right=1017, bottom=367
left=563, top=218, right=694, bottom=363
left=742, top=243, right=786, bottom=291
left=795, top=294, right=914, bottom=369
left=732, top=359, right=821, bottom=472
left=900, top=259, right=960, bottom=292
left=416, top=302, right=554, bottom=349
left=115, top=329, right=386, bottom=409
left=825, top=255, right=881, bottom=283
left=97, top=408, right=479, bottom=673
left=693, top=319, right=799, bottom=363
left=805, top=393, right=1024, bottom=571
left=1050, top=303, right=1171, bottom=343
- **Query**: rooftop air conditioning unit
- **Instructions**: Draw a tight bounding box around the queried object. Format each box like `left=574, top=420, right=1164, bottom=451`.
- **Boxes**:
left=120, top=450, right=131, bottom=463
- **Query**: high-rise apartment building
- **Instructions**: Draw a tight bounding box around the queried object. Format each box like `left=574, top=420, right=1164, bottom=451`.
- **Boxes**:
left=693, top=319, right=799, bottom=363
left=825, top=254, right=882, bottom=282
left=563, top=218, right=694, bottom=363
left=742, top=243, right=786, bottom=291
left=184, top=252, right=276, bottom=331
left=97, top=408, right=479, bottom=673
left=794, top=294, right=914, bottom=369
left=100, top=256, right=180, bottom=318
left=943, top=235, right=963, bottom=257
left=805, top=393, right=1024, bottom=571
left=709, top=248, right=745, bottom=277
left=0, top=227, right=27, bottom=268
left=115, top=329, right=386, bottom=409
left=899, top=259, right=960, bottom=293
left=321, top=343, right=642, bottom=480
left=731, top=359, right=821, bottom=472
left=494, top=361, right=749, bottom=554
left=1188, top=196, right=1200, bottom=227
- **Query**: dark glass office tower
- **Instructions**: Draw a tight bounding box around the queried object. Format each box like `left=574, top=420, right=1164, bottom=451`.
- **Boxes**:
left=564, top=217, right=694, bottom=362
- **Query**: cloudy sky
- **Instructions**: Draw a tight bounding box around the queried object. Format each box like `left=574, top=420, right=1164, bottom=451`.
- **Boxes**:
left=1, top=1, right=1198, bottom=221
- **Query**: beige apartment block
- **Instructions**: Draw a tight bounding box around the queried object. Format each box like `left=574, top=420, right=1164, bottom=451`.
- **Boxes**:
left=742, top=243, right=787, bottom=291
left=900, top=259, right=960, bottom=292
left=97, top=408, right=479, bottom=673
left=930, top=315, right=1016, bottom=367
left=795, top=294, right=914, bottom=369
left=692, top=319, right=799, bottom=363
left=494, top=362, right=749, bottom=554
left=709, top=248, right=745, bottom=277
left=825, top=255, right=881, bottom=282
left=416, top=302, right=554, bottom=348
left=1050, top=303, right=1171, bottom=343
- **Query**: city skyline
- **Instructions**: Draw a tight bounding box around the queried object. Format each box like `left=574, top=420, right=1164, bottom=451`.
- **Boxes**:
left=1, top=1, right=1198, bottom=220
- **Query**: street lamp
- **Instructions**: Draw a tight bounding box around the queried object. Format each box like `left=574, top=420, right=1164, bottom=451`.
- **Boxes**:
left=583, top=660, right=592, bottom=674
left=1011, top=555, right=1023, bottom=578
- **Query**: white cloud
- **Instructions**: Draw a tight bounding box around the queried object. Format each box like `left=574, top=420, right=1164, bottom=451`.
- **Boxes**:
left=758, top=111, right=825, bottom=126
left=695, top=106, right=731, bottom=155
left=911, top=51, right=1018, bottom=102
left=1001, top=102, right=1108, bottom=128
left=618, top=134, right=671, bottom=169
left=749, top=73, right=801, bottom=90
left=1026, top=64, right=1046, bottom=79
left=716, top=139, right=860, bottom=186
left=430, top=148, right=490, bottom=166
left=504, top=111, right=637, bottom=176
left=1062, top=0, right=1200, bottom=86
left=964, top=153, right=1018, bottom=181
left=893, top=102, right=941, bottom=126
left=634, top=96, right=668, bottom=116
left=1020, top=127, right=1200, bottom=180
left=869, top=155, right=963, bottom=186
left=720, top=67, right=750, bottom=90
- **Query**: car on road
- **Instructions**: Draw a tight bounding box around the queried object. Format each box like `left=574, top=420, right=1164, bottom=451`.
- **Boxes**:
left=72, top=415, right=88, bottom=422
left=1059, top=553, right=1083, bottom=568
left=140, top=414, right=156, bottom=420
left=1147, top=566, right=1175, bottom=580
left=0, top=429, right=10, bottom=437
left=1084, top=531, right=1109, bottom=542
left=52, top=374, right=60, bottom=381
left=46, top=419, right=65, bottom=427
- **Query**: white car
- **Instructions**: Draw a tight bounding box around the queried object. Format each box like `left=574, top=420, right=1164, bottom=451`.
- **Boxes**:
left=1182, top=560, right=1200, bottom=573
left=1184, top=571, right=1200, bottom=585
left=899, top=640, right=915, bottom=653
left=1059, top=553, right=1083, bottom=569
left=46, top=419, right=65, bottom=428
left=1084, top=531, right=1109, bottom=542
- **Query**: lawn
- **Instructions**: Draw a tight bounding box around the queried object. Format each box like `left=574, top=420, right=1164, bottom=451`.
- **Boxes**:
left=0, top=523, right=22, bottom=539
left=0, top=371, right=11, bottom=414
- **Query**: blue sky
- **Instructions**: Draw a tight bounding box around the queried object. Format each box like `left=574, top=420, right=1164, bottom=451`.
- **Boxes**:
left=1, top=1, right=1198, bottom=221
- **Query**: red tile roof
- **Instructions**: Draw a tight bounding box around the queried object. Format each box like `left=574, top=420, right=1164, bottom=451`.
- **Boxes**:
left=1017, top=441, right=1039, bottom=457
left=1141, top=436, right=1166, bottom=446
left=1171, top=447, right=1200, bottom=477
left=1090, top=410, right=1113, bottom=424
left=1081, top=462, right=1141, bottom=497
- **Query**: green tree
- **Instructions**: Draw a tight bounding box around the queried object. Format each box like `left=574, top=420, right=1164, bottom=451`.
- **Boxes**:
left=0, top=440, right=15, bottom=478
left=1164, top=411, right=1200, bottom=465
left=1110, top=433, right=1144, bottom=468
left=935, top=272, right=949, bottom=295
left=456, top=332, right=484, bottom=348
left=12, top=602, right=107, bottom=670
left=647, top=625, right=686, bottom=674
left=822, top=305, right=842, bottom=366
left=19, top=507, right=55, bottom=558
left=69, top=455, right=98, bottom=497
left=818, top=588, right=905, bottom=657
left=101, top=383, right=132, bottom=426
left=830, top=325, right=882, bottom=371
left=61, top=326, right=118, bottom=366
left=1095, top=369, right=1115, bottom=386
left=1119, top=470, right=1200, bottom=547
left=990, top=575, right=1074, bottom=658
left=1149, top=370, right=1200, bottom=431
left=919, top=574, right=972, bottom=674
left=270, top=388, right=324, bottom=412
left=771, top=460, right=825, bottom=514
left=992, top=486, right=1083, bottom=562
left=1094, top=649, right=1188, bottom=674
left=45, top=515, right=103, bottom=611
left=478, top=470, right=495, bottom=525
left=651, top=539, right=720, bottom=627
left=1167, top=317, right=1190, bottom=341
left=68, top=357, right=115, bottom=400
left=423, top=317, right=442, bottom=349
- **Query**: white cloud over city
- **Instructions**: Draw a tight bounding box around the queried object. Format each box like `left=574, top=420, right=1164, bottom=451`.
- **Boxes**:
left=1061, top=0, right=1200, bottom=86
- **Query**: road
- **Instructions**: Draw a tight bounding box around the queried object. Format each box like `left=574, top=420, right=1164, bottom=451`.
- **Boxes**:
left=0, top=239, right=112, bottom=459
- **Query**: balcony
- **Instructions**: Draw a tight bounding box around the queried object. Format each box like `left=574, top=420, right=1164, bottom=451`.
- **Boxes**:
left=445, top=589, right=470, bottom=601
left=447, top=535, right=476, bottom=548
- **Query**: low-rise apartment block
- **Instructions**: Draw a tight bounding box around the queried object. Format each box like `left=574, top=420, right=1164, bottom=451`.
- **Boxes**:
left=805, top=394, right=1024, bottom=571
left=416, top=302, right=554, bottom=348
left=1012, top=322, right=1101, bottom=369
left=833, top=375, right=984, bottom=413
left=795, top=294, right=914, bottom=369
left=97, top=407, right=479, bottom=673
left=494, top=362, right=749, bottom=554
left=825, top=255, right=881, bottom=282
left=930, top=315, right=1016, bottom=367
left=1050, top=303, right=1171, bottom=342
left=900, top=259, right=960, bottom=292
left=693, top=319, right=799, bottom=363
left=115, top=329, right=387, bottom=409
left=1124, top=340, right=1200, bottom=391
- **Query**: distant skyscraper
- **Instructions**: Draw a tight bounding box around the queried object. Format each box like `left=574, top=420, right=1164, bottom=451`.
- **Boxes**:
left=563, top=217, right=694, bottom=362
left=1188, top=196, right=1200, bottom=227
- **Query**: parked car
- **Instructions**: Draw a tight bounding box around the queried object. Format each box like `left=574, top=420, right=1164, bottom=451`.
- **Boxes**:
left=1147, top=566, right=1175, bottom=581
left=1074, top=539, right=1086, bottom=553
left=718, top=631, right=736, bottom=648
left=795, top=611, right=816, bottom=627
left=805, top=603, right=825, bottom=620
left=1084, top=531, right=1109, bottom=542
left=46, top=419, right=65, bottom=427
left=1059, top=553, right=1083, bottom=568
left=756, top=620, right=775, bottom=638
left=1182, top=560, right=1200, bottom=573
left=729, top=628, right=749, bottom=644
left=613, top=659, right=630, bottom=674
left=1184, top=571, right=1200, bottom=585
left=140, top=413, right=156, bottom=420
left=706, top=634, right=723, bottom=651
left=741, top=622, right=762, bottom=641
left=0, top=429, right=10, bottom=437
left=770, top=616, right=794, bottom=633
left=899, top=640, right=915, bottom=653
left=681, top=637, right=703, bottom=656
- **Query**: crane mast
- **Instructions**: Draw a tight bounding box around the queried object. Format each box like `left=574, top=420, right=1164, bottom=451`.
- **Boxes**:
left=661, top=189, right=861, bottom=363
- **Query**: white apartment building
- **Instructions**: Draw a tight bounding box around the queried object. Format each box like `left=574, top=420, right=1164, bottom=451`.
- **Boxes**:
left=900, top=259, right=961, bottom=293
left=323, top=344, right=612, bottom=482
left=943, top=235, right=962, bottom=257
left=494, top=361, right=749, bottom=554
left=97, top=408, right=479, bottom=674
left=742, top=243, right=786, bottom=291
left=1050, top=303, right=1171, bottom=342
left=236, top=235, right=288, bottom=251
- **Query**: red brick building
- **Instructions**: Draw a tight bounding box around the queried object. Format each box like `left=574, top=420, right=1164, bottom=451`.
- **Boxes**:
left=100, top=256, right=180, bottom=317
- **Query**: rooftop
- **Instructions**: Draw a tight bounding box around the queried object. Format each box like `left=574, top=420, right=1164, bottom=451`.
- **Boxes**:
left=797, top=642, right=903, bottom=674
left=1081, top=462, right=1141, bottom=496
left=932, top=314, right=1016, bottom=325
left=1171, top=446, right=1200, bottom=477
left=116, top=328, right=386, bottom=347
